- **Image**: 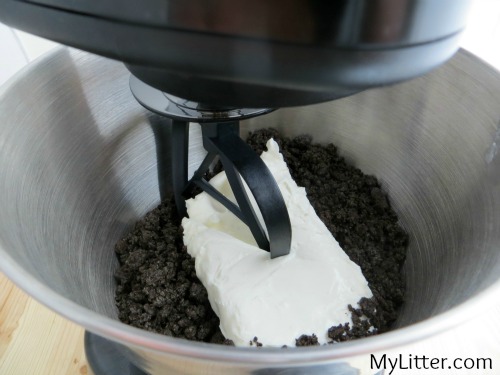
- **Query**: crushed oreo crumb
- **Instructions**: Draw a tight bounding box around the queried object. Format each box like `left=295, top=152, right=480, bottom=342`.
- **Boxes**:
left=114, top=201, right=226, bottom=344
left=114, top=128, right=408, bottom=347
left=296, top=334, right=320, bottom=347
left=250, top=337, right=263, bottom=347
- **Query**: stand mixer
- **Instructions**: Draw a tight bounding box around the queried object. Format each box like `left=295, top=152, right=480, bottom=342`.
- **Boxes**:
left=2, top=1, right=493, bottom=374
left=0, top=0, right=472, bottom=259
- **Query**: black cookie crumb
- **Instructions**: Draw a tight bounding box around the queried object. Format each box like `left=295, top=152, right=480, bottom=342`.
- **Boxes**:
left=114, top=200, right=225, bottom=343
left=250, top=337, right=263, bottom=347
left=114, top=128, right=408, bottom=347
left=296, top=334, right=320, bottom=347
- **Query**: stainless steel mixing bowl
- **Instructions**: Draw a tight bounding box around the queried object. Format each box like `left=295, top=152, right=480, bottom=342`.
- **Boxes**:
left=1, top=48, right=500, bottom=374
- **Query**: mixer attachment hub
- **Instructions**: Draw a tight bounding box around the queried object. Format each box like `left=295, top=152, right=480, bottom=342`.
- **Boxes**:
left=130, top=76, right=292, bottom=258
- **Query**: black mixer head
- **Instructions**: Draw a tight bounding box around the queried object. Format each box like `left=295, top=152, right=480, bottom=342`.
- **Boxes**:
left=0, top=0, right=472, bottom=107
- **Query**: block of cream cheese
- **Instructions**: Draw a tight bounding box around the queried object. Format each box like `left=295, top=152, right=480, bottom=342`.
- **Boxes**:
left=182, top=139, right=373, bottom=347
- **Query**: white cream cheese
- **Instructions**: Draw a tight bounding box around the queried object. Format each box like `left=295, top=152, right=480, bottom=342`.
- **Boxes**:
left=182, top=139, right=373, bottom=347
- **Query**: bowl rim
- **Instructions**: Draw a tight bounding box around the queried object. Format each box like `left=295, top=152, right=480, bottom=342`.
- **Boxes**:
left=2, top=245, right=499, bottom=365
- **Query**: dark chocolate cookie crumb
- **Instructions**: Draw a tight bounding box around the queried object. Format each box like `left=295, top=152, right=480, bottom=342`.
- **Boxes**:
left=114, top=200, right=224, bottom=343
left=296, top=334, right=320, bottom=347
left=251, top=337, right=263, bottom=347
left=114, top=128, right=408, bottom=346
